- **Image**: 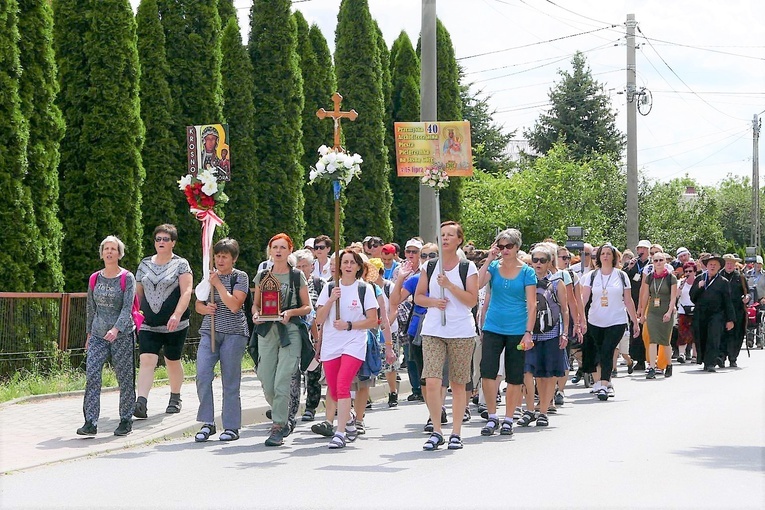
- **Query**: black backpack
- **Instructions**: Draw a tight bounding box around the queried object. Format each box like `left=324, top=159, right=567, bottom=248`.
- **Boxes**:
left=229, top=272, right=254, bottom=335
left=533, top=276, right=562, bottom=334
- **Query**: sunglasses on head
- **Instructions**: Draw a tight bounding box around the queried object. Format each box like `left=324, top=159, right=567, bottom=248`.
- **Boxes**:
left=497, top=243, right=513, bottom=251
left=531, top=257, right=549, bottom=264
left=421, top=252, right=438, bottom=259
left=314, top=244, right=327, bottom=250
left=155, top=236, right=172, bottom=243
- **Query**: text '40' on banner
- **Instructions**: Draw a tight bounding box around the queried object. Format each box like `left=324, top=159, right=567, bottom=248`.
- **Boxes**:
left=394, top=121, right=473, bottom=177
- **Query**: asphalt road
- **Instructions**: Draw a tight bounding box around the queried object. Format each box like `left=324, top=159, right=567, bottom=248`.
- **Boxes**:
left=2, top=353, right=764, bottom=510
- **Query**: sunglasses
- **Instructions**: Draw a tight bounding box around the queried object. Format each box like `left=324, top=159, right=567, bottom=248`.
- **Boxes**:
left=314, top=245, right=327, bottom=250
left=155, top=236, right=172, bottom=243
left=405, top=249, right=419, bottom=255
left=584, top=252, right=592, bottom=257
left=497, top=243, right=513, bottom=251
left=531, top=257, right=549, bottom=264
left=559, top=255, right=571, bottom=261
left=653, top=258, right=665, bottom=262
left=369, top=242, right=381, bottom=248
left=684, top=269, right=695, bottom=274
left=421, top=252, right=438, bottom=259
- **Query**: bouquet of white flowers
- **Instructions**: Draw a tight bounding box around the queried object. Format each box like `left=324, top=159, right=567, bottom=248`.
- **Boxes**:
left=309, top=145, right=363, bottom=186
left=421, top=165, right=449, bottom=189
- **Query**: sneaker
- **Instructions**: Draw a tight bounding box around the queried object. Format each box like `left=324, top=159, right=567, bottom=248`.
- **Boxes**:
left=554, top=391, right=564, bottom=406
left=664, top=364, right=673, bottom=377
left=114, top=419, right=132, bottom=436
left=571, top=369, right=583, bottom=384
left=265, top=424, right=285, bottom=446
left=407, top=392, right=424, bottom=402
left=77, top=420, right=97, bottom=436
left=677, top=355, right=686, bottom=364
left=133, top=398, right=147, bottom=419
left=646, top=368, right=656, bottom=379
left=606, top=386, right=615, bottom=398
left=596, top=388, right=608, bottom=401
left=627, top=360, right=635, bottom=374
left=388, top=392, right=398, bottom=408
left=311, top=420, right=335, bottom=437
left=440, top=406, right=448, bottom=425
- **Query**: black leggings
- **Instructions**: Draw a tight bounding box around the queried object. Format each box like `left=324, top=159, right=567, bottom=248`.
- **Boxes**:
left=583, top=323, right=626, bottom=382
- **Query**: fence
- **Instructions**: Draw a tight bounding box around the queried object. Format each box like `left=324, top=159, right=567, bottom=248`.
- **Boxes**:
left=0, top=292, right=205, bottom=379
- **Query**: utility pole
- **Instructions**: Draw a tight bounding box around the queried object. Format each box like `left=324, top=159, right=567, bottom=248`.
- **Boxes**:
left=753, top=113, right=762, bottom=252
left=419, top=0, right=437, bottom=243
left=625, top=14, right=639, bottom=250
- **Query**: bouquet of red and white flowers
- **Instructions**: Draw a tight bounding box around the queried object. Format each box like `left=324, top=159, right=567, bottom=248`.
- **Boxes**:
left=178, top=168, right=228, bottom=211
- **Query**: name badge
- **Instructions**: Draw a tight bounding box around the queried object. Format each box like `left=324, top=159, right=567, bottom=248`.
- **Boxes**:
left=653, top=298, right=661, bottom=308
left=633, top=273, right=641, bottom=282
left=600, top=295, right=609, bottom=307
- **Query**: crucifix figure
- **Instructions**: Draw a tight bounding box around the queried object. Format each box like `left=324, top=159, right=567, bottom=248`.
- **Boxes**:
left=316, top=92, right=358, bottom=151
left=316, top=92, right=358, bottom=319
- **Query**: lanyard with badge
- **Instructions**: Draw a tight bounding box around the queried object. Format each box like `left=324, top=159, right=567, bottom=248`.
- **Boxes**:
left=633, top=258, right=646, bottom=282
left=600, top=270, right=614, bottom=307
left=652, top=274, right=665, bottom=308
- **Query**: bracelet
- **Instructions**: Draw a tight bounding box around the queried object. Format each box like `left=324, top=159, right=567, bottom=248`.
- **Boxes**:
left=346, top=321, right=352, bottom=331
left=524, top=330, right=532, bottom=335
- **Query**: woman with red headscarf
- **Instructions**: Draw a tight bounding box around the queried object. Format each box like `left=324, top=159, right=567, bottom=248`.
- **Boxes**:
left=252, top=233, right=312, bottom=447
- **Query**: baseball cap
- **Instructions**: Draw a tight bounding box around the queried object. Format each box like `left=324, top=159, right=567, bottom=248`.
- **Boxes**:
left=757, top=256, right=763, bottom=264
left=368, top=257, right=384, bottom=271
left=676, top=247, right=690, bottom=257
left=304, top=237, right=315, bottom=249
left=381, top=243, right=397, bottom=255
left=636, top=240, right=651, bottom=249
left=405, top=238, right=423, bottom=250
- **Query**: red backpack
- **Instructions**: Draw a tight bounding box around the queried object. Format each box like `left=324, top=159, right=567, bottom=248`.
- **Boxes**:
left=89, top=269, right=144, bottom=331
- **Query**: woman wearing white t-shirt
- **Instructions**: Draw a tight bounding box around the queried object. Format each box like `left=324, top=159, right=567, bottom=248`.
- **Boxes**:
left=581, top=244, right=640, bottom=401
left=315, top=250, right=379, bottom=449
left=414, top=221, right=479, bottom=451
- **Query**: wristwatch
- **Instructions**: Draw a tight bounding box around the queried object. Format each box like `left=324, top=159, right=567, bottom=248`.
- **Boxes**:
left=346, top=321, right=353, bottom=331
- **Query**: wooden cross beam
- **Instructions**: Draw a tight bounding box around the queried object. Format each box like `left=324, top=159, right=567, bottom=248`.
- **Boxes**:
left=316, top=92, right=358, bottom=151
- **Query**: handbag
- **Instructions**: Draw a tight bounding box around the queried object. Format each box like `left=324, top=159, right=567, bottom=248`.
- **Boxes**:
left=298, top=319, right=315, bottom=372
left=681, top=304, right=695, bottom=316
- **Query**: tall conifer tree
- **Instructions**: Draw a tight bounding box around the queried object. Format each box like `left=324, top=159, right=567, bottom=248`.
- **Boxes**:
left=295, top=12, right=336, bottom=238
left=220, top=16, right=260, bottom=277
left=389, top=31, right=421, bottom=244
left=55, top=0, right=144, bottom=290
left=0, top=0, right=40, bottom=291
left=137, top=0, right=181, bottom=256
left=249, top=0, right=305, bottom=247
left=335, top=0, right=393, bottom=242
left=217, top=0, right=236, bottom=25
left=18, top=0, right=65, bottom=291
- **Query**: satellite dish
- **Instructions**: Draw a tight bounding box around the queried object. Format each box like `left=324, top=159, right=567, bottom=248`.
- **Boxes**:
left=638, top=87, right=653, bottom=116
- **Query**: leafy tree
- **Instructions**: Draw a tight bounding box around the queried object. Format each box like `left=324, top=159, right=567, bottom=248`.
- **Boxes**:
left=434, top=19, right=463, bottom=223
left=638, top=176, right=725, bottom=254
left=137, top=0, right=181, bottom=256
left=0, top=0, right=40, bottom=291
left=460, top=82, right=515, bottom=175
left=713, top=175, right=753, bottom=250
left=388, top=31, right=420, bottom=244
left=335, top=0, right=393, bottom=242
left=525, top=51, right=624, bottom=159
left=220, top=16, right=260, bottom=277
left=55, top=0, right=145, bottom=290
left=18, top=0, right=66, bottom=291
left=249, top=0, right=305, bottom=248
left=295, top=12, right=337, bottom=239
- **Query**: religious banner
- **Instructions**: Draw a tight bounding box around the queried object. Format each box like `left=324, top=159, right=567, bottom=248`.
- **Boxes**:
left=186, top=123, right=231, bottom=181
left=393, top=121, right=473, bottom=177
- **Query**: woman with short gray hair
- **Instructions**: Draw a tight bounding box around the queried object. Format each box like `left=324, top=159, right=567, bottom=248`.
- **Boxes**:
left=77, top=236, right=137, bottom=437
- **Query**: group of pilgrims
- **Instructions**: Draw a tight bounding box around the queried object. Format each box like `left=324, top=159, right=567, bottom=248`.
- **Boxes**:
left=79, top=223, right=754, bottom=450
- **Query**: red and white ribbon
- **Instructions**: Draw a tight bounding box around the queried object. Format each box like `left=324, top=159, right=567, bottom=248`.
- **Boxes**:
left=192, top=207, right=224, bottom=301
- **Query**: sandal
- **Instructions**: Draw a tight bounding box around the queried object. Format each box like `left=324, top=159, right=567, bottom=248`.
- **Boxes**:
left=328, top=432, right=346, bottom=449
left=345, top=419, right=358, bottom=443
left=311, top=420, right=335, bottom=437
left=536, top=414, right=549, bottom=427
left=219, top=428, right=239, bottom=441
left=481, top=418, right=499, bottom=436
left=463, top=407, right=471, bottom=423
left=355, top=420, right=366, bottom=435
left=422, top=431, right=445, bottom=451
left=301, top=409, right=315, bottom=422
left=166, top=394, right=182, bottom=414
left=500, top=418, right=514, bottom=436
left=423, top=418, right=434, bottom=433
left=516, top=410, right=537, bottom=427
left=447, top=434, right=463, bottom=450
left=194, top=424, right=216, bottom=442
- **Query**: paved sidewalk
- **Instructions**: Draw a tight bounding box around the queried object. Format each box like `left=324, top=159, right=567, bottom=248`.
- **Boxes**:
left=0, top=370, right=412, bottom=473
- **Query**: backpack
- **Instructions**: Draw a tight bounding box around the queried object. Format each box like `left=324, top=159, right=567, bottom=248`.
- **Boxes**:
left=325, top=280, right=370, bottom=317
left=533, top=276, right=562, bottom=334
left=229, top=272, right=254, bottom=335
left=426, top=259, right=480, bottom=334
left=588, top=269, right=628, bottom=289
left=89, top=269, right=144, bottom=331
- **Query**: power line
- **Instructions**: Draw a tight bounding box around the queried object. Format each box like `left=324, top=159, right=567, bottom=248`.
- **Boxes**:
left=466, top=40, right=617, bottom=75
left=542, top=0, right=617, bottom=26
left=636, top=34, right=765, bottom=61
left=457, top=24, right=618, bottom=61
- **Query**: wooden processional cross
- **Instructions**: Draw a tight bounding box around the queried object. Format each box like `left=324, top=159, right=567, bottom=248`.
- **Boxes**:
left=316, top=92, right=358, bottom=319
